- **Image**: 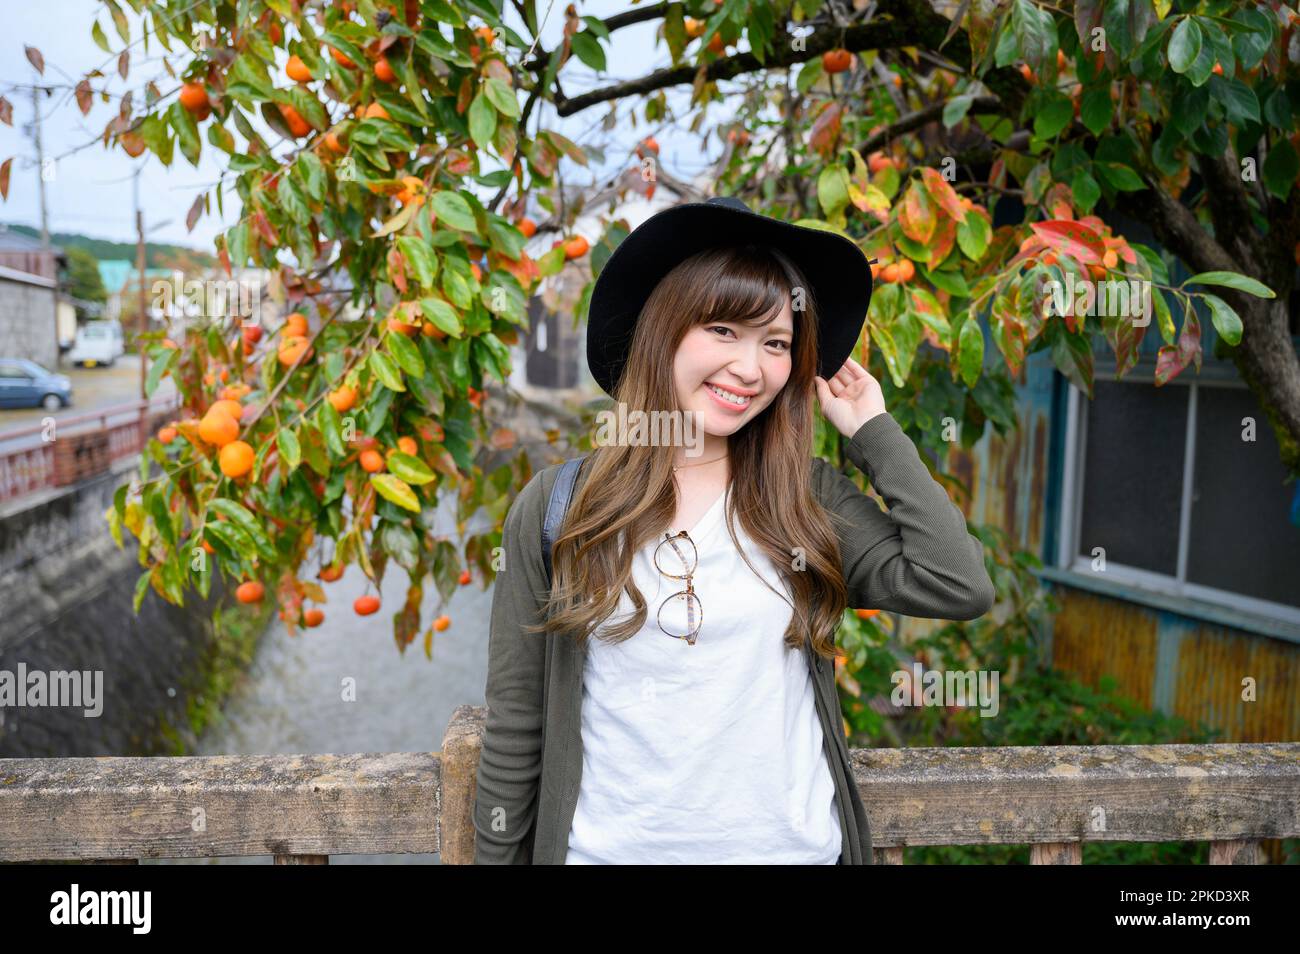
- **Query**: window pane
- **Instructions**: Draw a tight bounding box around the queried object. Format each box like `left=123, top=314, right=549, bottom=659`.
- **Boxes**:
left=1186, top=385, right=1300, bottom=609
left=1077, top=379, right=1187, bottom=575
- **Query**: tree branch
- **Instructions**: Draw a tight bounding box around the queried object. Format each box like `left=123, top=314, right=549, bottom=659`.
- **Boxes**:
left=1193, top=150, right=1269, bottom=279
left=1138, top=173, right=1238, bottom=275
left=549, top=0, right=1029, bottom=118
left=856, top=95, right=1002, bottom=155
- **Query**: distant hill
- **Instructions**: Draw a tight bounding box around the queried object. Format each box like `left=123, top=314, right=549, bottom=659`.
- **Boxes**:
left=0, top=223, right=216, bottom=270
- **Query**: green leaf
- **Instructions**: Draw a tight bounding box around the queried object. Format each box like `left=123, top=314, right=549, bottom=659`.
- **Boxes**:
left=1095, top=161, right=1146, bottom=191
left=817, top=165, right=850, bottom=222
left=483, top=77, right=520, bottom=118
left=420, top=298, right=463, bottom=337
left=467, top=91, right=496, bottom=151
left=581, top=14, right=611, bottom=40
left=369, top=351, right=406, bottom=392
left=370, top=474, right=420, bottom=512
left=168, top=102, right=201, bottom=167
left=1153, top=288, right=1176, bottom=345
left=207, top=498, right=276, bottom=561
left=1079, top=87, right=1113, bottom=136
left=1168, top=17, right=1201, bottom=73
left=486, top=216, right=526, bottom=260
left=481, top=271, right=527, bottom=324
left=277, top=427, right=301, bottom=473
left=570, top=31, right=606, bottom=71
left=92, top=21, right=112, bottom=54
left=381, top=520, right=420, bottom=570
left=387, top=328, right=426, bottom=377
left=317, top=400, right=346, bottom=457
left=1070, top=169, right=1101, bottom=212
left=396, top=236, right=438, bottom=288
left=1200, top=292, right=1243, bottom=346
left=942, top=95, right=974, bottom=128
left=957, top=318, right=984, bottom=388
left=430, top=190, right=477, bottom=232
left=957, top=211, right=991, bottom=260
left=387, top=451, right=435, bottom=485
left=1033, top=92, right=1074, bottom=140
left=145, top=348, right=177, bottom=396
left=1212, top=76, right=1260, bottom=125
left=134, top=569, right=151, bottom=612
left=1262, top=139, right=1299, bottom=200
left=297, top=150, right=326, bottom=202
left=1011, top=0, right=1054, bottom=69
left=373, top=201, right=419, bottom=238
left=1183, top=271, right=1275, bottom=298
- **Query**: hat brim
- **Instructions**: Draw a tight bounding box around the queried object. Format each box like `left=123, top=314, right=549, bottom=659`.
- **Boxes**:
left=586, top=200, right=873, bottom=398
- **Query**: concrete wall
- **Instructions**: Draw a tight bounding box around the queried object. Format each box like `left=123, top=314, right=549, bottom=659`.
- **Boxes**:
left=0, top=462, right=233, bottom=757
left=0, top=272, right=58, bottom=369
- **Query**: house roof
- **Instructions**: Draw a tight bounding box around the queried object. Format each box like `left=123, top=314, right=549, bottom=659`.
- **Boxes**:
left=97, top=259, right=172, bottom=294
left=0, top=226, right=64, bottom=257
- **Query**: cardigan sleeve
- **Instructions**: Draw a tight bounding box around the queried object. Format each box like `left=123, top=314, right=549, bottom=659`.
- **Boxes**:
left=813, top=411, right=995, bottom=621
left=473, top=469, right=549, bottom=864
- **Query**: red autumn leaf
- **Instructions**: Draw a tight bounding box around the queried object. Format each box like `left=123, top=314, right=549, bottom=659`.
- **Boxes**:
left=75, top=80, right=93, bottom=115
left=1030, top=219, right=1105, bottom=264
left=185, top=193, right=205, bottom=232
left=252, top=210, right=279, bottom=246
left=118, top=51, right=129, bottom=80
left=218, top=240, right=232, bottom=277
left=0, top=97, right=12, bottom=126
left=1154, top=309, right=1201, bottom=385
left=456, top=74, right=473, bottom=115
left=388, top=247, right=408, bottom=294
left=920, top=167, right=966, bottom=222
left=899, top=180, right=937, bottom=244
left=529, top=136, right=558, bottom=178
left=0, top=158, right=12, bottom=201
left=25, top=46, right=44, bottom=75
left=808, top=101, right=843, bottom=157
left=1043, top=182, right=1074, bottom=220
left=926, top=215, right=957, bottom=269
left=444, top=148, right=473, bottom=176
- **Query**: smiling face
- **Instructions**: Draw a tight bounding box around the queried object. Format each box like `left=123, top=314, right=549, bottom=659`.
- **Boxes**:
left=672, top=294, right=795, bottom=445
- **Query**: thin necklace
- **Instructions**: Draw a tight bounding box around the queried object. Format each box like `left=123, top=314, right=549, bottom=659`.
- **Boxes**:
left=672, top=454, right=728, bottom=473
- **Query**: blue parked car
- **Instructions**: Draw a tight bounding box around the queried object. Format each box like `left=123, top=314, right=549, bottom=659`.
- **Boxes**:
left=0, top=358, right=72, bottom=411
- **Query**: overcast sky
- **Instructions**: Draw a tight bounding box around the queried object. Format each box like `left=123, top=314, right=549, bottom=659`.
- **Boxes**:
left=0, top=1, right=730, bottom=254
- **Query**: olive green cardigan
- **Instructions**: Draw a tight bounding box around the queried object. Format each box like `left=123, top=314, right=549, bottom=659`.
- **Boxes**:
left=473, top=411, right=995, bottom=864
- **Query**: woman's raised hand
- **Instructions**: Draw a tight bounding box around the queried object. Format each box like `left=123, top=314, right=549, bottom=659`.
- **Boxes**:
left=813, top=356, right=888, bottom=439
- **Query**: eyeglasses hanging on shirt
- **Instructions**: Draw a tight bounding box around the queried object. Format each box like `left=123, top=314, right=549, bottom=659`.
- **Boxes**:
left=654, top=530, right=702, bottom=645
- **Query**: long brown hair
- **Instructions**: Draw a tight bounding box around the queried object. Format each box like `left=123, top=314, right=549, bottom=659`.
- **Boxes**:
left=528, top=243, right=849, bottom=659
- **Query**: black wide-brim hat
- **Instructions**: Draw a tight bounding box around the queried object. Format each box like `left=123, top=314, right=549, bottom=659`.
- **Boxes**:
left=586, top=196, right=874, bottom=398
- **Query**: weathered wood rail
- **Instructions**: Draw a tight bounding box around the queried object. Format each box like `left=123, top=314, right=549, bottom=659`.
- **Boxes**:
left=1, top=705, right=1296, bottom=864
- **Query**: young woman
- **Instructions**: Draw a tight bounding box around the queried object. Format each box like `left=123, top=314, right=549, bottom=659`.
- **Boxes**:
left=473, top=197, right=995, bottom=865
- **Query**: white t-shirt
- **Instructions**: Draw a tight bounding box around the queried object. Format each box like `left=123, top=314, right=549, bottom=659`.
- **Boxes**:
left=564, top=486, right=842, bottom=864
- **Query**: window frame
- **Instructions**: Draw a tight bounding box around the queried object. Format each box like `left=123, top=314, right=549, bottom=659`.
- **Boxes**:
left=1056, top=373, right=1300, bottom=634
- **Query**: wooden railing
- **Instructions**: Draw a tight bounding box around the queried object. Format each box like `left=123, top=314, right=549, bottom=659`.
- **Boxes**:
left=0, top=396, right=179, bottom=504
left=2, top=706, right=1296, bottom=863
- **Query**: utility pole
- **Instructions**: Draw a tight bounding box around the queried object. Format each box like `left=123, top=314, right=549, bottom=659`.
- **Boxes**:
left=30, top=86, right=49, bottom=251
left=135, top=168, right=148, bottom=405
left=30, top=83, right=59, bottom=369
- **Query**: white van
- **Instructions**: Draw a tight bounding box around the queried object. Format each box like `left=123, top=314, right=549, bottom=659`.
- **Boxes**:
left=66, top=320, right=126, bottom=367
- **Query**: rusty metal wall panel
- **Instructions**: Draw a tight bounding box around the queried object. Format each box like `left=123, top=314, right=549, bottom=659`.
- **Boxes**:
left=1051, top=588, right=1160, bottom=707
left=1049, top=586, right=1300, bottom=743
left=1165, top=619, right=1300, bottom=743
left=943, top=351, right=1056, bottom=557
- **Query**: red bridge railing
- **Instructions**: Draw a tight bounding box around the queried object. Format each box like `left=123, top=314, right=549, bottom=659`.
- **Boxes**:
left=0, top=395, right=180, bottom=505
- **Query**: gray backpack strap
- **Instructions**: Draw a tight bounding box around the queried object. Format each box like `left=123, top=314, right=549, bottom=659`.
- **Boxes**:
left=542, top=455, right=586, bottom=587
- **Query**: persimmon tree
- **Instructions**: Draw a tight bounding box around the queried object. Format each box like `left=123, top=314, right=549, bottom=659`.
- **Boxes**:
left=4, top=0, right=1294, bottom=655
